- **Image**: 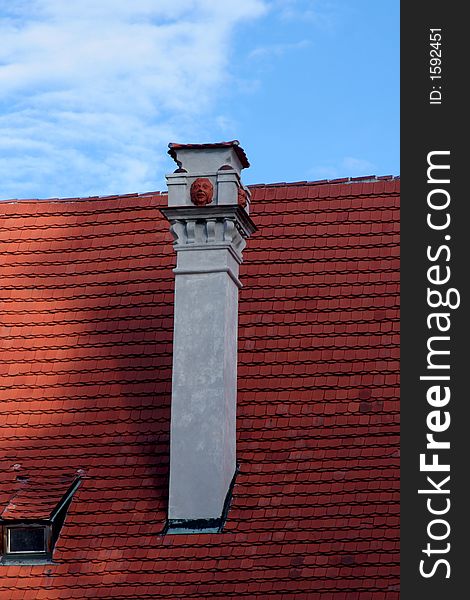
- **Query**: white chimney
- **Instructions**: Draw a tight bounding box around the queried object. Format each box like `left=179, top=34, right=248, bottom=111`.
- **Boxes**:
left=161, top=141, right=255, bottom=533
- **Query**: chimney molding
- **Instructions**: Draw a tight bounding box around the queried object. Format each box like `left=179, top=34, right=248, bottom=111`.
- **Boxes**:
left=162, top=142, right=254, bottom=531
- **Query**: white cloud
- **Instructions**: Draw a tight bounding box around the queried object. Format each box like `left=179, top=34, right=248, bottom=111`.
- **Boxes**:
left=342, top=156, right=375, bottom=173
left=308, top=165, right=340, bottom=180
left=272, top=0, right=335, bottom=27
left=214, top=115, right=238, bottom=136
left=308, top=156, right=376, bottom=180
left=0, top=0, right=267, bottom=198
left=249, top=39, right=311, bottom=60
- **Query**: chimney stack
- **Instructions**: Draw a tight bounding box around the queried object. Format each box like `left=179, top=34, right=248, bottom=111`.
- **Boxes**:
left=162, top=141, right=255, bottom=532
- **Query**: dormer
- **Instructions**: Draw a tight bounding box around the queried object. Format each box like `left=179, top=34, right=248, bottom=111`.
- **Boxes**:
left=1, top=475, right=80, bottom=564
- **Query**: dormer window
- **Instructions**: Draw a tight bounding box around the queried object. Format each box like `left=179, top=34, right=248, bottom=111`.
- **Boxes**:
left=1, top=476, right=80, bottom=564
left=3, top=523, right=51, bottom=561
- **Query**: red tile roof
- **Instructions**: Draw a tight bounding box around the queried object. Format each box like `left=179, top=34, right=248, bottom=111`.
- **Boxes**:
left=0, top=177, right=399, bottom=598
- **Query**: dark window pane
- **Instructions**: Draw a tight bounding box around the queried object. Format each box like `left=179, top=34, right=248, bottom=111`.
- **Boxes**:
left=8, top=527, right=46, bottom=553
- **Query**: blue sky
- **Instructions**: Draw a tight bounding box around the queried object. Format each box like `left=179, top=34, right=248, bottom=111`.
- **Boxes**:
left=0, top=0, right=399, bottom=199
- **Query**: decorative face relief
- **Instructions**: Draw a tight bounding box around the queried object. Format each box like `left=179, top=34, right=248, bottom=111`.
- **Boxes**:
left=238, top=186, right=247, bottom=208
left=190, top=178, right=214, bottom=206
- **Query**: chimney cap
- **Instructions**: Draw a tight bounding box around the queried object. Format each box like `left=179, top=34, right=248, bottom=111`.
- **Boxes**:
left=168, top=141, right=250, bottom=169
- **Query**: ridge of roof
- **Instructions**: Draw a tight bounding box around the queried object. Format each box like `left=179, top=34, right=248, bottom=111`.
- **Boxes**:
left=0, top=190, right=164, bottom=205
left=249, top=175, right=400, bottom=188
left=0, top=176, right=399, bottom=205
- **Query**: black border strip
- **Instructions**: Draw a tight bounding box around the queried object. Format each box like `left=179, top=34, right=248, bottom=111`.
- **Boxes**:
left=401, top=4, right=466, bottom=597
